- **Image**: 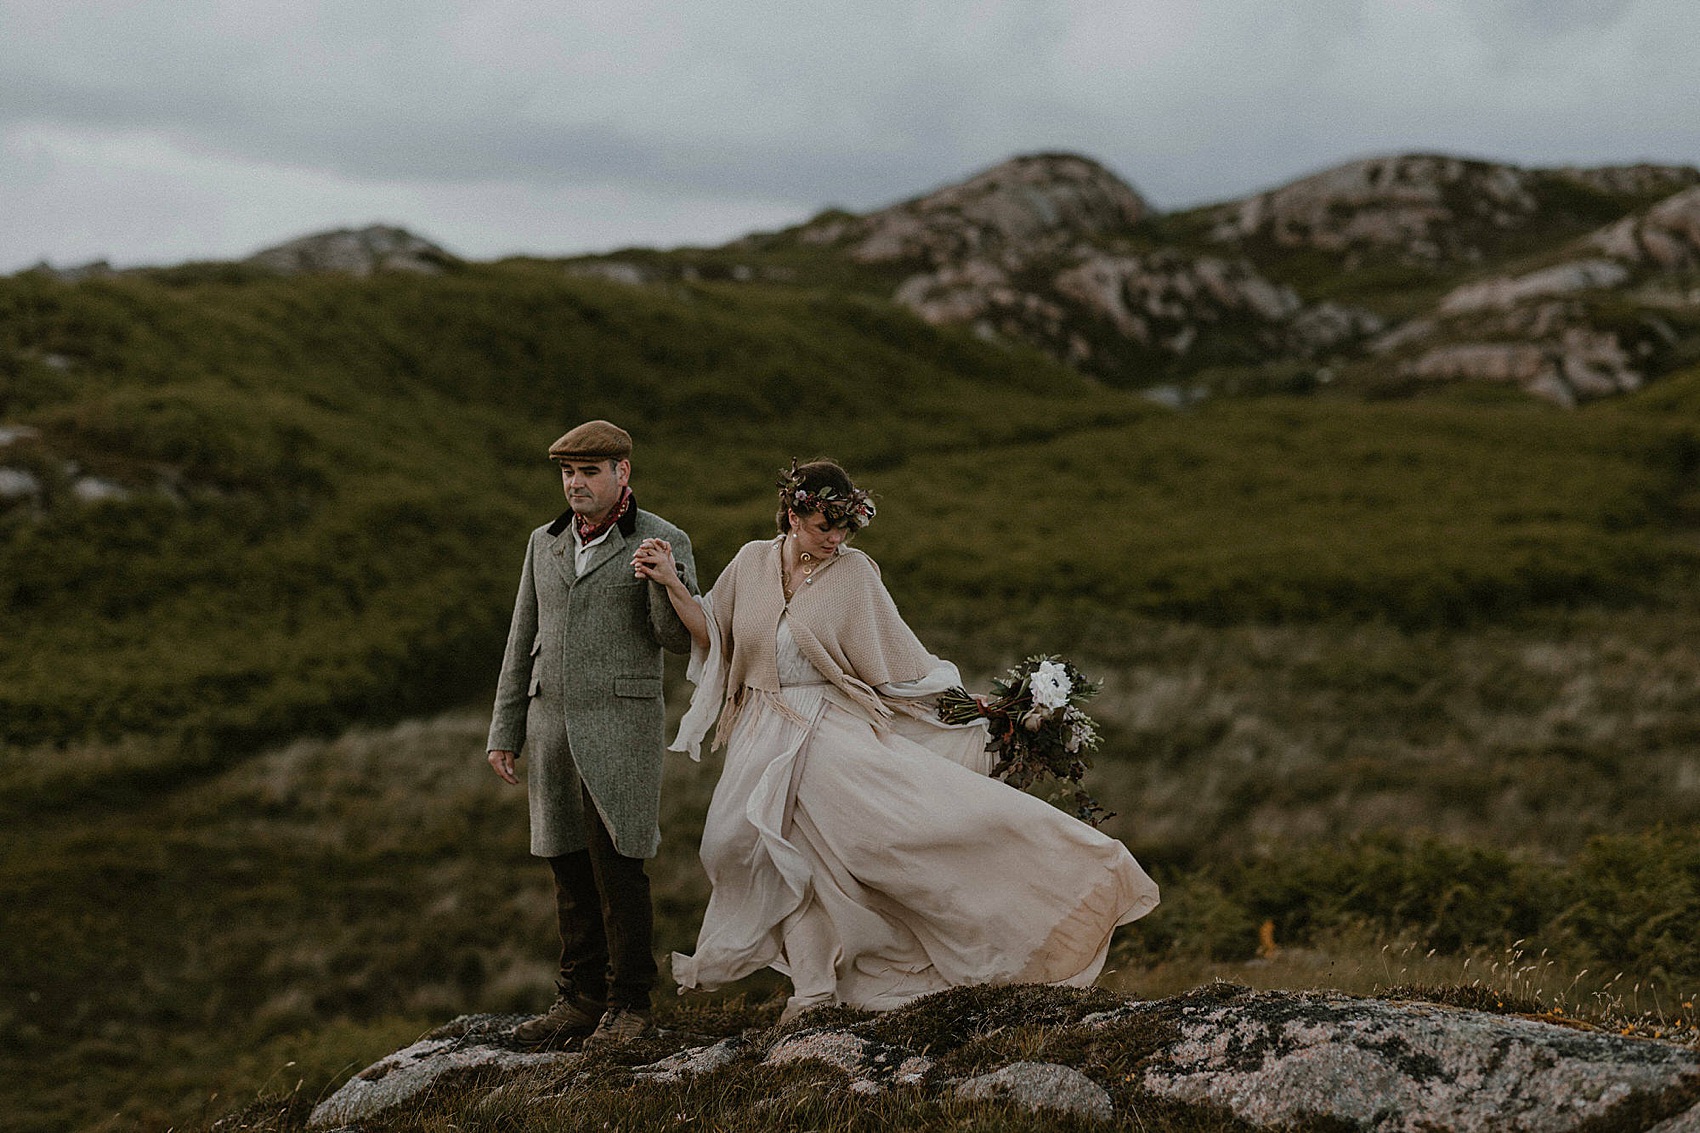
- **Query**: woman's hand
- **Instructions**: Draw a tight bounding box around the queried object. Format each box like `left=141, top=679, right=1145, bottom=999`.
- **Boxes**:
left=632, top=537, right=683, bottom=588
left=635, top=537, right=711, bottom=651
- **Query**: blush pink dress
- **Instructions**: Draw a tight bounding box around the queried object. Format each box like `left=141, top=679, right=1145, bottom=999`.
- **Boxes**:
left=670, top=598, right=1160, bottom=1019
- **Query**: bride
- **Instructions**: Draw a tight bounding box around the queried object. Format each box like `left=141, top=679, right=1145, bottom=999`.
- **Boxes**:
left=631, top=459, right=1158, bottom=1022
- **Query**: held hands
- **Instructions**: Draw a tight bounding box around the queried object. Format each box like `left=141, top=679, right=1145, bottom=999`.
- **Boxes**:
left=632, top=537, right=682, bottom=588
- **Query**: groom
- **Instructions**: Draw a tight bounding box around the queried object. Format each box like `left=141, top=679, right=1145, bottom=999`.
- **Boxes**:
left=486, top=419, right=697, bottom=1047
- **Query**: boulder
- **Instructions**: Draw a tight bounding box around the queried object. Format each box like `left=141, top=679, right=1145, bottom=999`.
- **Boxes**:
left=956, top=1061, right=1114, bottom=1122
left=1141, top=988, right=1700, bottom=1133
left=308, top=1014, right=570, bottom=1128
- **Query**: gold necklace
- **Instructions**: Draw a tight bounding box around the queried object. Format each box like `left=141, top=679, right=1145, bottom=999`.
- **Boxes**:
left=783, top=546, right=831, bottom=601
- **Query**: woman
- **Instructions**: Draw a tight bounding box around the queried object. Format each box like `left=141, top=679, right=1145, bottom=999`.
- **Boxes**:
left=631, top=459, right=1158, bottom=1022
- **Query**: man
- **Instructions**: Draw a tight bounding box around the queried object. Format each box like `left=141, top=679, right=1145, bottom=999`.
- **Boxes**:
left=487, top=419, right=697, bottom=1047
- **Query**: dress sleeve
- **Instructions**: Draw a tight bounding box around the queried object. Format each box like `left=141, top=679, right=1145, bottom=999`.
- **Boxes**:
left=878, top=655, right=966, bottom=700
left=669, top=590, right=725, bottom=762
left=878, top=656, right=995, bottom=775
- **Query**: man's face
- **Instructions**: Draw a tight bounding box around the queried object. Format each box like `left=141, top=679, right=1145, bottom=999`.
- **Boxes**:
left=559, top=458, right=629, bottom=522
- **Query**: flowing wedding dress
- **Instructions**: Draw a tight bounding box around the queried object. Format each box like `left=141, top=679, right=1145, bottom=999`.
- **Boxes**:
left=670, top=569, right=1160, bottom=1017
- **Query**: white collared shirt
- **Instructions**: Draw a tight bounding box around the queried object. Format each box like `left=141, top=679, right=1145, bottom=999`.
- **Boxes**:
left=571, top=519, right=616, bottom=574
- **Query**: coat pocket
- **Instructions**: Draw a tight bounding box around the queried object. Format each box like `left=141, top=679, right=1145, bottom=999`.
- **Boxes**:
left=613, top=677, right=662, bottom=699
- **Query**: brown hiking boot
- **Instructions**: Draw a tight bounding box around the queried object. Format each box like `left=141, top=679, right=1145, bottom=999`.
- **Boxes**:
left=582, top=1005, right=653, bottom=1049
left=513, top=992, right=603, bottom=1045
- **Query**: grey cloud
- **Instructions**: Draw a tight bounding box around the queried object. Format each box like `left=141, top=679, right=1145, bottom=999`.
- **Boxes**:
left=1483, top=0, right=1641, bottom=40
left=3, top=0, right=1699, bottom=272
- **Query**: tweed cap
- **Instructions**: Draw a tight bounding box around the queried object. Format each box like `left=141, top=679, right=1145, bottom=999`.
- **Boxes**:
left=548, top=420, right=632, bottom=463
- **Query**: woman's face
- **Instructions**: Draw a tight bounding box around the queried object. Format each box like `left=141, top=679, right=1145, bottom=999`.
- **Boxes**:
left=789, top=510, right=851, bottom=559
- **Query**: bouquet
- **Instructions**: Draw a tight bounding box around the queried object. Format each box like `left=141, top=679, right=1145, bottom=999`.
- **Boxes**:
left=936, top=655, right=1114, bottom=827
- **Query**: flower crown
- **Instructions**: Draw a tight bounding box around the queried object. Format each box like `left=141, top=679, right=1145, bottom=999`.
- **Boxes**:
left=777, top=461, right=876, bottom=529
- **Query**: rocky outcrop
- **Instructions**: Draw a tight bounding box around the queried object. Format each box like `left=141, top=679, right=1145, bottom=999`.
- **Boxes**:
left=1140, top=988, right=1700, bottom=1132
left=1213, top=154, right=1535, bottom=258
left=1559, top=164, right=1700, bottom=199
left=309, top=984, right=1700, bottom=1131
left=1373, top=185, right=1700, bottom=405
left=797, top=153, right=1150, bottom=267
left=1590, top=187, right=1700, bottom=270
left=957, top=1061, right=1114, bottom=1121
left=1437, top=259, right=1632, bottom=314
left=1209, top=155, right=1698, bottom=261
left=21, top=259, right=119, bottom=283
left=245, top=225, right=454, bottom=277
left=308, top=1014, right=565, bottom=1128
left=893, top=247, right=1380, bottom=375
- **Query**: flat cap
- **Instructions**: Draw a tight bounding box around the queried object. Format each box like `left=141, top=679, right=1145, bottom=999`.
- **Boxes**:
left=548, top=419, right=632, bottom=462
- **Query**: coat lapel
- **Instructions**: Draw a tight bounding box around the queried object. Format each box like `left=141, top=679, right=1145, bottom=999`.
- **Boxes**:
left=546, top=522, right=577, bottom=585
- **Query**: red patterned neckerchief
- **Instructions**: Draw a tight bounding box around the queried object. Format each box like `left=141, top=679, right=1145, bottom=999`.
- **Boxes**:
left=575, top=488, right=633, bottom=545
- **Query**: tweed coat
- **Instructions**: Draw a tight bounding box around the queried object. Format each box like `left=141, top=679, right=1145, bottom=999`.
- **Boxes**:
left=487, top=504, right=697, bottom=858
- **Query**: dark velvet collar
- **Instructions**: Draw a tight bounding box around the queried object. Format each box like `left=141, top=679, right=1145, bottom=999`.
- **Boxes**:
left=546, top=492, right=639, bottom=539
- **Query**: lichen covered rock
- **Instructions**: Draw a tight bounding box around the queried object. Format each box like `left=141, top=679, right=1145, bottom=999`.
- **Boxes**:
left=1142, top=987, right=1700, bottom=1132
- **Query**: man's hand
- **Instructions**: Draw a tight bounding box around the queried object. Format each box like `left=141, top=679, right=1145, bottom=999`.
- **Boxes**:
left=631, top=538, right=683, bottom=588
left=488, top=749, right=520, bottom=785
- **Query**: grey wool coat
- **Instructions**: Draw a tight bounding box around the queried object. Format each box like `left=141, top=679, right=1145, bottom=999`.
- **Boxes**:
left=487, top=504, right=697, bottom=859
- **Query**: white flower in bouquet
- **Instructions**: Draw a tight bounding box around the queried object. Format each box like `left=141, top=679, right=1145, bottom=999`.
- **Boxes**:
left=934, top=653, right=1112, bottom=826
left=1029, top=659, right=1073, bottom=712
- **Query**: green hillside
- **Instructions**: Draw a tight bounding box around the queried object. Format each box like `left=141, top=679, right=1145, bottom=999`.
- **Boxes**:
left=5, top=263, right=1698, bottom=767
left=6, top=262, right=1700, bottom=1131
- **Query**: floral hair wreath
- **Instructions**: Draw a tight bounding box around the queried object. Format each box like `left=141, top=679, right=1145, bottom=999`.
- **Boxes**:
left=777, top=459, right=877, bottom=529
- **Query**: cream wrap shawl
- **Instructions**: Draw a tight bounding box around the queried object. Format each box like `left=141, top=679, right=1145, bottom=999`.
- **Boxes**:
left=692, top=538, right=937, bottom=750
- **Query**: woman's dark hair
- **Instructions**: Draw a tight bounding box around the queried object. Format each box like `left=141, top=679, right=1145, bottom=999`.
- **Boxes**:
left=776, top=458, right=864, bottom=533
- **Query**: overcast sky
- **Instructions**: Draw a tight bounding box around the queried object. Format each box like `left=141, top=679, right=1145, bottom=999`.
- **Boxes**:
left=4, top=0, right=1698, bottom=273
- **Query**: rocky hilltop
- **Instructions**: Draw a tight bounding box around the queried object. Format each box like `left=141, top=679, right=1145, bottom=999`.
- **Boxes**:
left=20, top=149, right=1700, bottom=404
left=716, top=150, right=1700, bottom=401
left=761, top=153, right=1387, bottom=385
left=1370, top=185, right=1700, bottom=405
left=793, top=152, right=1151, bottom=265
left=244, top=224, right=456, bottom=276
left=1206, top=154, right=1698, bottom=262
left=298, top=983, right=1700, bottom=1132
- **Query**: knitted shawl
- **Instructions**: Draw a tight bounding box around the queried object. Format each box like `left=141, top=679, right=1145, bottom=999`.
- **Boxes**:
left=710, top=538, right=935, bottom=746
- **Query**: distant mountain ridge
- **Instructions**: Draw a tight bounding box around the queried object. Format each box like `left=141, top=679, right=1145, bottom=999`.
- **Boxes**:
left=19, top=150, right=1700, bottom=404
left=627, top=150, right=1700, bottom=404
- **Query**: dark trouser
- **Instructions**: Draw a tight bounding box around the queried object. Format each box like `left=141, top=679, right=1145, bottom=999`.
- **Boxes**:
left=548, top=784, right=656, bottom=1012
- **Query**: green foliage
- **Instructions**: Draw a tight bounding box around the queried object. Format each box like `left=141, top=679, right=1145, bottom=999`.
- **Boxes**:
left=7, top=265, right=1697, bottom=764
left=1119, top=828, right=1700, bottom=986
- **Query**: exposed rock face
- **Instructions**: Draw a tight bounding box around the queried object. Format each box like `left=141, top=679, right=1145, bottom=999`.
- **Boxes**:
left=798, top=153, right=1150, bottom=266
left=1375, top=185, right=1700, bottom=405
left=1590, top=187, right=1700, bottom=269
left=893, top=247, right=1379, bottom=374
left=1213, top=155, right=1537, bottom=256
left=22, top=259, right=118, bottom=283
left=1141, top=988, right=1700, bottom=1133
left=956, top=1061, right=1114, bottom=1121
left=1438, top=259, right=1632, bottom=314
left=1560, top=164, right=1700, bottom=200
left=311, top=986, right=1700, bottom=1131
left=309, top=1014, right=566, bottom=1128
left=0, top=467, right=42, bottom=503
left=1211, top=155, right=1699, bottom=260
left=245, top=225, right=454, bottom=277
